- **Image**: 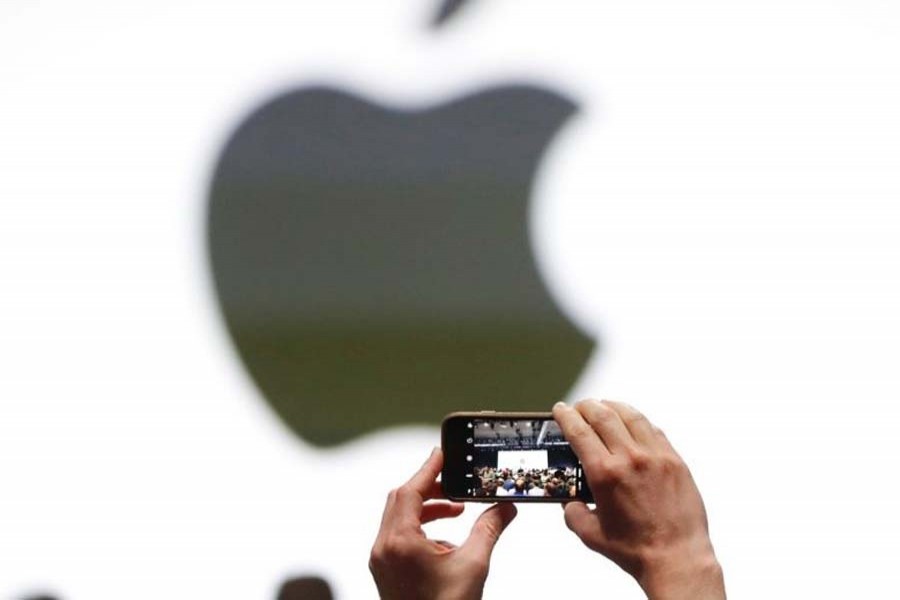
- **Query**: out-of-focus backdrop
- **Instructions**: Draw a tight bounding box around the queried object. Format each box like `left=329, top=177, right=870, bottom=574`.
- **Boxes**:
left=1, top=0, right=899, bottom=598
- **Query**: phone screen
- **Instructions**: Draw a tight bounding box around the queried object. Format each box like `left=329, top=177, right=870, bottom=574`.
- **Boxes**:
left=442, top=413, right=591, bottom=502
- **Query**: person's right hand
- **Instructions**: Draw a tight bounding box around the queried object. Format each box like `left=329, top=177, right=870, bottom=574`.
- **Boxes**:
left=369, top=448, right=517, bottom=600
left=553, top=399, right=725, bottom=600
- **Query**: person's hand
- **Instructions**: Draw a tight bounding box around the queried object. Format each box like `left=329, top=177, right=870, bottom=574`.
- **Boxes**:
left=369, top=448, right=517, bottom=600
left=553, top=399, right=725, bottom=600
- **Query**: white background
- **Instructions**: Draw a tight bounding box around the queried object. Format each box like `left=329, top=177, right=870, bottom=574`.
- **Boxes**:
left=1, top=0, right=899, bottom=597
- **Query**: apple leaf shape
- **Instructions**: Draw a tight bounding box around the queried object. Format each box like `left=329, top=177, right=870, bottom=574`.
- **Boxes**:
left=208, top=85, right=596, bottom=446
left=431, top=0, right=471, bottom=28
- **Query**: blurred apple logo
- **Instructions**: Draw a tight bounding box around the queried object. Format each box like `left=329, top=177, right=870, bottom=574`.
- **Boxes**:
left=207, top=0, right=595, bottom=447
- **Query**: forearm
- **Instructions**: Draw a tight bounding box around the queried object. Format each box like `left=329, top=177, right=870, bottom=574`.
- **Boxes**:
left=638, top=549, right=725, bottom=600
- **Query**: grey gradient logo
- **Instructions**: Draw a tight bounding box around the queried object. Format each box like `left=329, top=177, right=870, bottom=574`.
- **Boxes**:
left=208, top=84, right=595, bottom=446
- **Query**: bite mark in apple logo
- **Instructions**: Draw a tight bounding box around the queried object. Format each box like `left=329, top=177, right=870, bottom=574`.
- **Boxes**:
left=207, top=7, right=596, bottom=448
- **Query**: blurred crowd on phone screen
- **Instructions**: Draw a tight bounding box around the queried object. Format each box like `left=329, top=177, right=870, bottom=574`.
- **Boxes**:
left=473, top=466, right=578, bottom=498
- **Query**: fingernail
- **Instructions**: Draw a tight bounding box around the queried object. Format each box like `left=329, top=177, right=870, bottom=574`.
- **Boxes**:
left=553, top=401, right=567, bottom=410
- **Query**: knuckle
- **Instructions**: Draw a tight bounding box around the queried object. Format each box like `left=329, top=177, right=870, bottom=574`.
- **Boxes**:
left=570, top=415, right=593, bottom=434
left=601, top=398, right=626, bottom=413
left=378, top=533, right=412, bottom=562
left=369, top=543, right=386, bottom=569
left=569, top=420, right=596, bottom=444
left=603, top=460, right=628, bottom=482
left=394, top=484, right=415, bottom=502
left=627, top=449, right=652, bottom=471
left=478, top=513, right=508, bottom=543
left=592, top=402, right=615, bottom=421
left=659, top=452, right=685, bottom=474
left=623, top=411, right=649, bottom=428
left=578, top=399, right=611, bottom=424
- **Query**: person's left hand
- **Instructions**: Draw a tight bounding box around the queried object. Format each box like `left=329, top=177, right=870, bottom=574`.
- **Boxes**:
left=369, top=448, right=518, bottom=600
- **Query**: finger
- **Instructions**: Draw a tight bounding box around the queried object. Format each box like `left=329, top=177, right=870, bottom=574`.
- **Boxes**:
left=396, top=448, right=444, bottom=510
left=421, top=501, right=465, bottom=525
left=383, top=448, right=444, bottom=530
left=603, top=400, right=658, bottom=447
left=405, top=447, right=444, bottom=495
left=424, top=479, right=447, bottom=501
left=553, top=402, right=610, bottom=463
left=459, top=503, right=518, bottom=564
left=563, top=501, right=607, bottom=553
left=650, top=423, right=682, bottom=458
left=576, top=398, right=633, bottom=453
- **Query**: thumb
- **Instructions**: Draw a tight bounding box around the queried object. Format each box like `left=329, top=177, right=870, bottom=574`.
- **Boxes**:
left=564, top=501, right=607, bottom=552
left=460, top=503, right=517, bottom=564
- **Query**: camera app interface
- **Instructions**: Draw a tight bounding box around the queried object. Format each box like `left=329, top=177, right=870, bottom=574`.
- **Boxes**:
left=466, top=418, right=585, bottom=499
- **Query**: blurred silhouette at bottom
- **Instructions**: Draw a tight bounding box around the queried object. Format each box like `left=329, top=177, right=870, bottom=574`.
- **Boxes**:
left=277, top=575, right=334, bottom=600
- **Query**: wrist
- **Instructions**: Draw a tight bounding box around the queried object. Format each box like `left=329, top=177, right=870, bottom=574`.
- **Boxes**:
left=637, top=544, right=725, bottom=600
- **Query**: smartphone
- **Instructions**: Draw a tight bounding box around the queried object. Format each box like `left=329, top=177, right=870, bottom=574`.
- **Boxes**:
left=441, top=411, right=592, bottom=503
